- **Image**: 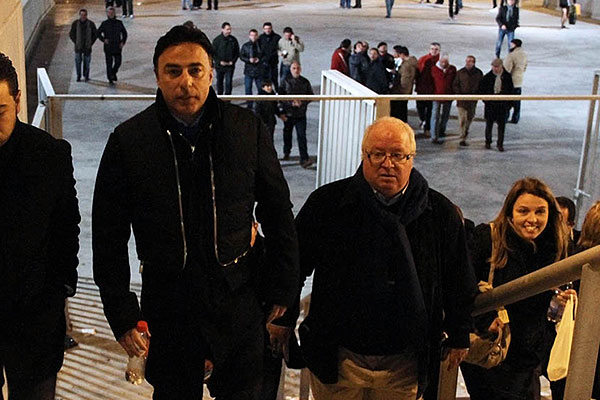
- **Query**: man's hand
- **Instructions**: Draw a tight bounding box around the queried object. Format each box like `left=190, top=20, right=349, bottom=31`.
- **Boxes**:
left=118, top=327, right=150, bottom=358
left=557, top=288, right=577, bottom=307
left=267, top=304, right=287, bottom=324
left=279, top=114, right=288, bottom=122
left=443, top=348, right=469, bottom=370
left=266, top=323, right=292, bottom=358
left=220, top=61, right=228, bottom=66
left=488, top=317, right=505, bottom=333
left=104, top=39, right=109, bottom=45
left=204, top=359, right=214, bottom=382
left=501, top=24, right=507, bottom=30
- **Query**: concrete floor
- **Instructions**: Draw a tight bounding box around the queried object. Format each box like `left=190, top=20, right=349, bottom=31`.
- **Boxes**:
left=19, top=0, right=600, bottom=397
left=29, top=0, right=600, bottom=283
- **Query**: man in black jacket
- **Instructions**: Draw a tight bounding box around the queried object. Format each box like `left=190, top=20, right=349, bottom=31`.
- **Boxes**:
left=69, top=9, right=97, bottom=82
left=97, top=6, right=127, bottom=84
left=92, top=25, right=299, bottom=400
left=212, top=22, right=239, bottom=95
left=365, top=48, right=389, bottom=94
left=279, top=61, right=313, bottom=168
left=240, top=29, right=264, bottom=108
left=279, top=117, right=476, bottom=399
left=258, top=22, right=281, bottom=92
left=495, top=0, right=519, bottom=58
left=0, top=53, right=80, bottom=400
left=479, top=58, right=514, bottom=152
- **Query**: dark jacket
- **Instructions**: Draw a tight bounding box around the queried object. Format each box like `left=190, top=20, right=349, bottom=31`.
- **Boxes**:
left=0, top=120, right=80, bottom=382
left=291, top=167, right=476, bottom=394
left=97, top=17, right=127, bottom=54
left=496, top=4, right=519, bottom=31
left=365, top=58, right=389, bottom=94
left=279, top=74, right=314, bottom=118
left=69, top=19, right=97, bottom=54
left=240, top=40, right=264, bottom=78
left=92, top=88, right=299, bottom=346
left=453, top=66, right=483, bottom=108
left=253, top=89, right=281, bottom=129
left=212, top=33, right=239, bottom=70
left=258, top=31, right=282, bottom=66
left=349, top=51, right=369, bottom=84
left=470, top=224, right=558, bottom=370
left=479, top=69, right=514, bottom=120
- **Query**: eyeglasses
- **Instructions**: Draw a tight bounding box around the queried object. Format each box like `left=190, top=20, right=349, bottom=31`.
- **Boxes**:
left=365, top=151, right=415, bottom=165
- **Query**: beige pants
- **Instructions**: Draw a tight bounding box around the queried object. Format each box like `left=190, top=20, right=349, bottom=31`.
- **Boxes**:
left=458, top=103, right=477, bottom=139
left=310, top=347, right=418, bottom=400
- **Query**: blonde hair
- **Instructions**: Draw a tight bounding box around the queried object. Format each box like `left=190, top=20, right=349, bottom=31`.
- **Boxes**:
left=578, top=201, right=600, bottom=250
left=490, top=177, right=569, bottom=269
left=361, top=117, right=416, bottom=156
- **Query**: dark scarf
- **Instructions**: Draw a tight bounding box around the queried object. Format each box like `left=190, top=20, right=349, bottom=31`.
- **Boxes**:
left=345, top=166, right=430, bottom=351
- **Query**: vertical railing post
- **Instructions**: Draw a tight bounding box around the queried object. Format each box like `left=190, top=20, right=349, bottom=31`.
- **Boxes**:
left=574, top=71, right=600, bottom=222
left=375, top=97, right=390, bottom=119
left=299, top=368, right=310, bottom=400
left=564, top=261, right=600, bottom=399
left=47, top=96, right=63, bottom=139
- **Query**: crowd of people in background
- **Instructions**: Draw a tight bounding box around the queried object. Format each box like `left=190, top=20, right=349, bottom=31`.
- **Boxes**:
left=331, top=37, right=528, bottom=151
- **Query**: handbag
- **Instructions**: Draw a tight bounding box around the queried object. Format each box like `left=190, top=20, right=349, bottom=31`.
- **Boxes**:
left=463, top=257, right=511, bottom=369
left=547, top=294, right=577, bottom=381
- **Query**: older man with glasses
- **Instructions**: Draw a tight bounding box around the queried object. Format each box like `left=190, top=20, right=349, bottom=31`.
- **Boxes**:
left=276, top=117, right=477, bottom=400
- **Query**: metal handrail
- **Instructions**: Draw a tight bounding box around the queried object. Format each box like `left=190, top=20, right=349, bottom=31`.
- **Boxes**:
left=48, top=94, right=600, bottom=101
left=473, top=245, right=600, bottom=315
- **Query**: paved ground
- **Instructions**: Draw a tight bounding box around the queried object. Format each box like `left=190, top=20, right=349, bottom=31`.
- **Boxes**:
left=20, top=0, right=600, bottom=397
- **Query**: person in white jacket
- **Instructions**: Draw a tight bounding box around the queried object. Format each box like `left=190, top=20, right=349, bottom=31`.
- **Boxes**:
left=504, top=38, right=527, bottom=124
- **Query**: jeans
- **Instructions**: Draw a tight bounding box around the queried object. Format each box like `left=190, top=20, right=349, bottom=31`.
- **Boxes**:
left=122, top=0, right=133, bottom=15
left=216, top=67, right=234, bottom=95
left=510, top=87, right=522, bottom=122
left=385, top=0, right=395, bottom=16
left=181, top=0, right=191, bottom=8
left=283, top=116, right=309, bottom=161
left=105, top=52, right=122, bottom=81
left=245, top=75, right=262, bottom=108
left=279, top=63, right=291, bottom=88
left=495, top=28, right=515, bottom=58
left=430, top=101, right=452, bottom=140
left=75, top=52, right=91, bottom=80
left=417, top=100, right=433, bottom=131
left=341, top=0, right=351, bottom=7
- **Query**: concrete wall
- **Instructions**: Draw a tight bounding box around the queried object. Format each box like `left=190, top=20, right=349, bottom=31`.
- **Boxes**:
left=22, top=0, right=54, bottom=51
left=0, top=0, right=28, bottom=120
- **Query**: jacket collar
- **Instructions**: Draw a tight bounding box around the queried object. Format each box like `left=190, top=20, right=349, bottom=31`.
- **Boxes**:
left=340, top=164, right=431, bottom=226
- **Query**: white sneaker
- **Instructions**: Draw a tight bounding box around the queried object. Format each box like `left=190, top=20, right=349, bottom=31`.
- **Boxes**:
left=129, top=14, right=134, bottom=18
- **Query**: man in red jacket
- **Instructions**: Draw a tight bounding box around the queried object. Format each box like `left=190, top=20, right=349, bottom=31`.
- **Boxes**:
left=430, top=53, right=456, bottom=144
left=415, top=42, right=440, bottom=137
left=330, top=39, right=351, bottom=76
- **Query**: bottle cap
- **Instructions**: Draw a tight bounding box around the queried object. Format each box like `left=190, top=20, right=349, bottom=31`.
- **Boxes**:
left=136, top=321, right=148, bottom=332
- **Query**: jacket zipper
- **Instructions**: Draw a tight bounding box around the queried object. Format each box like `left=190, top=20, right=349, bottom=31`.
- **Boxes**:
left=166, top=129, right=188, bottom=271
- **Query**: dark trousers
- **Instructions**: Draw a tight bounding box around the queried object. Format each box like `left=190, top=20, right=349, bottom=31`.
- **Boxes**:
left=260, top=321, right=284, bottom=400
left=485, top=117, right=506, bottom=147
left=75, top=52, right=91, bottom=80
left=216, top=67, right=234, bottom=95
left=207, top=0, right=218, bottom=9
left=390, top=100, right=408, bottom=122
left=417, top=100, right=433, bottom=130
left=510, top=87, right=522, bottom=122
left=105, top=52, right=122, bottom=81
left=283, top=116, right=309, bottom=161
left=461, top=361, right=539, bottom=400
left=264, top=63, right=279, bottom=92
left=121, top=0, right=133, bottom=15
left=449, top=0, right=459, bottom=16
left=0, top=375, right=57, bottom=400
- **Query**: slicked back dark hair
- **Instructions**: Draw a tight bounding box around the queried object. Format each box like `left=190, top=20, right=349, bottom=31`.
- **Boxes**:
left=153, top=25, right=214, bottom=71
left=393, top=45, right=409, bottom=56
left=0, top=53, right=19, bottom=99
left=556, top=196, right=576, bottom=225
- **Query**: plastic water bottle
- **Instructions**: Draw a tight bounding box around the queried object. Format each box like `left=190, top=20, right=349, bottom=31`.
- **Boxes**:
left=125, top=321, right=149, bottom=385
left=547, top=282, right=573, bottom=323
